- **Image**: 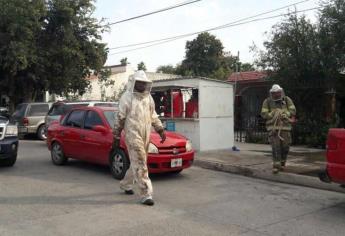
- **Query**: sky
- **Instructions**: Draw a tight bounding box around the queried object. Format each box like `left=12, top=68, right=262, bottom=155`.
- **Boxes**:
left=94, top=0, right=320, bottom=72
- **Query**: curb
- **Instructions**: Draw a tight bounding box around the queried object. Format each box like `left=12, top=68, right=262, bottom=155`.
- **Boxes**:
left=194, top=159, right=345, bottom=194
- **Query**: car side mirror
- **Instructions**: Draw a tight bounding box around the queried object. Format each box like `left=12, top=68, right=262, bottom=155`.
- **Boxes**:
left=92, top=125, right=107, bottom=133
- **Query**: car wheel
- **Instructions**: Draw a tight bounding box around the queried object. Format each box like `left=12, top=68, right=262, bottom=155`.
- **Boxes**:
left=51, top=142, right=67, bottom=165
left=109, top=149, right=130, bottom=180
left=0, top=155, right=17, bottom=167
left=37, top=125, right=47, bottom=140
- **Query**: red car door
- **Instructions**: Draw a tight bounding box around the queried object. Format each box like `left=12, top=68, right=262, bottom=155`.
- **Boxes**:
left=62, top=110, right=86, bottom=159
left=80, top=110, right=112, bottom=164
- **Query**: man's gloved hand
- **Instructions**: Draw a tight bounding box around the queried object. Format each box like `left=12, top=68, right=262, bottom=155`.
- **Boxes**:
left=113, top=136, right=120, bottom=150
left=158, top=129, right=166, bottom=143
left=281, top=111, right=291, bottom=120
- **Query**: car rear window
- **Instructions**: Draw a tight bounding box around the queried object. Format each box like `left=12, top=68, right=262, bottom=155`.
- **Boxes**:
left=104, top=111, right=116, bottom=128
left=48, top=103, right=89, bottom=116
left=27, top=104, right=49, bottom=116
left=94, top=103, right=117, bottom=107
left=13, top=104, right=28, bottom=118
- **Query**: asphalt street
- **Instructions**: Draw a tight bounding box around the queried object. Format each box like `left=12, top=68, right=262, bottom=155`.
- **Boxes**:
left=0, top=140, right=345, bottom=236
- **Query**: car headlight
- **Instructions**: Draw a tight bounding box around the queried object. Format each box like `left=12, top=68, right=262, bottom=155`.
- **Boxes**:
left=6, top=125, right=18, bottom=136
left=148, top=143, right=159, bottom=154
left=186, top=140, right=193, bottom=152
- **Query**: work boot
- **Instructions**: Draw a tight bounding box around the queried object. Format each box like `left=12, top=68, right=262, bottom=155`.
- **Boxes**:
left=272, top=162, right=281, bottom=174
left=141, top=196, right=154, bottom=206
left=124, top=190, right=134, bottom=195
left=272, top=167, right=279, bottom=174
left=280, top=161, right=286, bottom=170
left=120, top=186, right=134, bottom=195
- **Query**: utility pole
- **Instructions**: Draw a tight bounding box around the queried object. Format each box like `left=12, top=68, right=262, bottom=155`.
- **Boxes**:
left=233, top=51, right=240, bottom=150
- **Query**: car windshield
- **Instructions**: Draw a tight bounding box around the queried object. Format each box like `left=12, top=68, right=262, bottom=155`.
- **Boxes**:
left=103, top=111, right=116, bottom=127
left=13, top=104, right=27, bottom=118
left=0, top=116, right=9, bottom=124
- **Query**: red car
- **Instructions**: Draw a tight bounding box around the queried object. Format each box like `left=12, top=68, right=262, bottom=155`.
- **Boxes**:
left=46, top=106, right=194, bottom=179
left=319, top=128, right=345, bottom=185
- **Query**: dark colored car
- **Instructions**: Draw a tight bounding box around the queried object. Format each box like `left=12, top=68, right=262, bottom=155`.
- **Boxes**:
left=46, top=106, right=194, bottom=179
left=0, top=116, right=19, bottom=167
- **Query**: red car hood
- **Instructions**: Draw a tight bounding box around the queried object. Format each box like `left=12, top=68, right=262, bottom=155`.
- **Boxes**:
left=150, top=131, right=187, bottom=148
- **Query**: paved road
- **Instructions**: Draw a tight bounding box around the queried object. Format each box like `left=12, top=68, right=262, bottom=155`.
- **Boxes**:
left=0, top=140, right=345, bottom=236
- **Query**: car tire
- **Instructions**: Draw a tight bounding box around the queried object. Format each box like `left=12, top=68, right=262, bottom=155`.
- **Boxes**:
left=51, top=142, right=67, bottom=165
left=0, top=155, right=17, bottom=167
left=109, top=149, right=130, bottom=180
left=37, top=125, right=47, bottom=140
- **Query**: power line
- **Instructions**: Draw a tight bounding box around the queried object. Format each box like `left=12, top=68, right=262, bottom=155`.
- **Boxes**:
left=108, top=6, right=322, bottom=56
left=108, top=0, right=311, bottom=50
left=105, top=0, right=202, bottom=26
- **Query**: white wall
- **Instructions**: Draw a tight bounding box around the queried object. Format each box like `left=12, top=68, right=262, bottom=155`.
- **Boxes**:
left=199, top=118, right=234, bottom=151
left=174, top=120, right=200, bottom=151
left=199, top=80, right=234, bottom=151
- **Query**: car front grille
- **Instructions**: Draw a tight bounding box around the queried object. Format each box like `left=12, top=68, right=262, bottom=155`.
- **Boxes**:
left=158, top=146, right=186, bottom=155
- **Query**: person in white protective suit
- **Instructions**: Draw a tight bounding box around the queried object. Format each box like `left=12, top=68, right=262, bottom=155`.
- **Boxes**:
left=113, top=70, right=166, bottom=206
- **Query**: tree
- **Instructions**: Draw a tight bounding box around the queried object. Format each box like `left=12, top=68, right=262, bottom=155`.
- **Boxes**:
left=260, top=14, right=322, bottom=84
left=319, top=0, right=345, bottom=87
left=0, top=0, right=108, bottom=110
left=137, top=61, right=147, bottom=71
left=180, top=32, right=224, bottom=77
left=120, top=57, right=128, bottom=65
left=241, top=63, right=255, bottom=72
left=156, top=65, right=176, bottom=74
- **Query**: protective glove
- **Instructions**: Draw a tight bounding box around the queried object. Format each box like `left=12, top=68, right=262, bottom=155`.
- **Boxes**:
left=157, top=129, right=166, bottom=144
left=113, top=136, right=120, bottom=150
left=281, top=111, right=291, bottom=120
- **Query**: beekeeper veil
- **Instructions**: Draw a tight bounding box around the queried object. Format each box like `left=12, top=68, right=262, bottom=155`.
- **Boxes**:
left=127, top=70, right=152, bottom=95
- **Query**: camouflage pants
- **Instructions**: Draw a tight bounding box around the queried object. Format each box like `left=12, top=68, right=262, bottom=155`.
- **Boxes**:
left=268, top=130, right=292, bottom=168
left=120, top=144, right=153, bottom=199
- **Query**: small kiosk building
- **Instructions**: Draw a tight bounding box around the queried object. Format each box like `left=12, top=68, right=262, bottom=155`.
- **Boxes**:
left=151, top=77, right=234, bottom=151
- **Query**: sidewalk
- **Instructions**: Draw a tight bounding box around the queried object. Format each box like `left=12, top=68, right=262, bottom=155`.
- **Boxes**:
left=194, top=142, right=345, bottom=193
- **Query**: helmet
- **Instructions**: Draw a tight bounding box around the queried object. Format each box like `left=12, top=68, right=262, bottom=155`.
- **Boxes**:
left=133, top=70, right=151, bottom=83
left=270, top=84, right=284, bottom=101
left=270, top=84, right=283, bottom=93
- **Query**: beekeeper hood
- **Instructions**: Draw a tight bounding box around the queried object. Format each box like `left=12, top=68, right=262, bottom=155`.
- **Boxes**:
left=270, top=84, right=285, bottom=101
left=127, top=70, right=152, bottom=95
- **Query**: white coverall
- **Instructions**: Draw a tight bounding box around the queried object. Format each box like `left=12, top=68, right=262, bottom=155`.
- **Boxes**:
left=113, top=71, right=164, bottom=199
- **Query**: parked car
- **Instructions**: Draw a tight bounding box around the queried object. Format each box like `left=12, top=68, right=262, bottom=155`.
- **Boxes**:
left=46, top=106, right=194, bottom=179
left=45, top=101, right=118, bottom=133
left=12, top=102, right=52, bottom=140
left=319, top=128, right=345, bottom=185
left=0, top=116, right=19, bottom=167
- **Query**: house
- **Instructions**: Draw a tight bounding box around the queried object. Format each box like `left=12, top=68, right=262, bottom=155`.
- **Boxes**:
left=227, top=71, right=272, bottom=142
left=81, top=64, right=182, bottom=101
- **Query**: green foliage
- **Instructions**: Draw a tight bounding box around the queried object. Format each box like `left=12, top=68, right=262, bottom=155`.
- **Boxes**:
left=0, top=0, right=108, bottom=109
left=260, top=14, right=322, bottom=84
left=180, top=32, right=224, bottom=77
left=137, top=61, right=147, bottom=71
left=156, top=33, right=256, bottom=80
left=156, top=65, right=176, bottom=74
left=120, top=58, right=128, bottom=65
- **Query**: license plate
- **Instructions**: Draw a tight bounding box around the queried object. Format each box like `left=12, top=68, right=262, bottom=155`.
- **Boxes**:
left=171, top=158, right=182, bottom=168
